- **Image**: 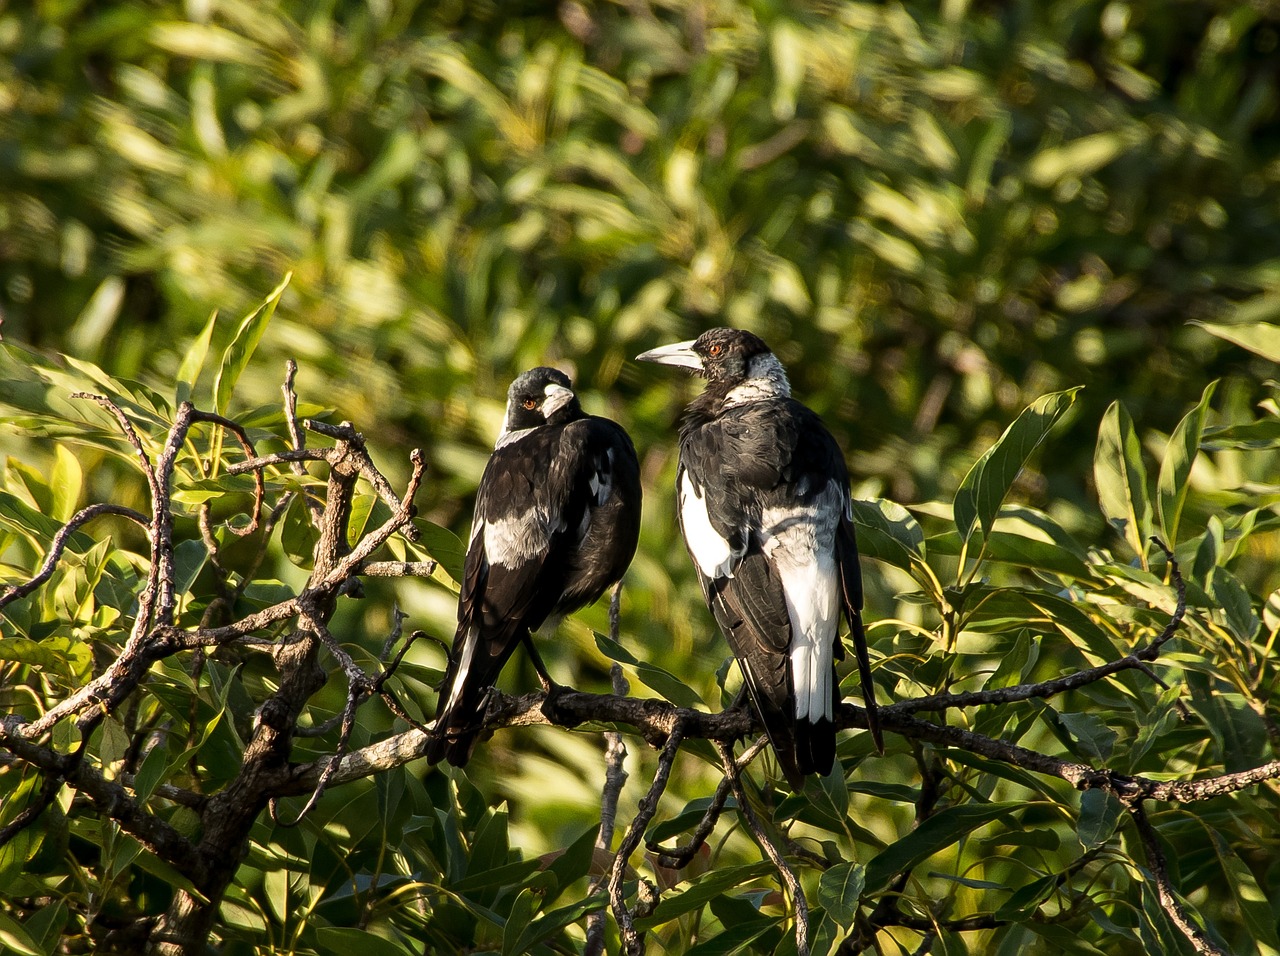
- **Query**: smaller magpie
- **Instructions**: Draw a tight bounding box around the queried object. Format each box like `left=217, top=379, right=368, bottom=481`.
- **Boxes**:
left=426, top=367, right=642, bottom=767
left=637, top=328, right=881, bottom=788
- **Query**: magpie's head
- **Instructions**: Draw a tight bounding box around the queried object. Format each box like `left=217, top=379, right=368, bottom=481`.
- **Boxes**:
left=636, top=328, right=789, bottom=399
left=503, top=367, right=580, bottom=433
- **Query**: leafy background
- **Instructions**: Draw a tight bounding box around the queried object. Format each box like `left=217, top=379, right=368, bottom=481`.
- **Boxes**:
left=5, top=0, right=1280, bottom=953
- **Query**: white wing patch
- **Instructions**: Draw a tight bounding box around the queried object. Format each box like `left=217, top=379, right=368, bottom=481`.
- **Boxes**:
left=679, top=470, right=740, bottom=579
left=760, top=479, right=843, bottom=723
left=484, top=507, right=557, bottom=566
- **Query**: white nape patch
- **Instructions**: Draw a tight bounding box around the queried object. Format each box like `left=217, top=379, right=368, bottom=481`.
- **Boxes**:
left=495, top=425, right=534, bottom=450
left=724, top=353, right=792, bottom=408
left=484, top=507, right=555, bottom=566
left=679, top=471, right=740, bottom=579
left=760, top=479, right=843, bottom=722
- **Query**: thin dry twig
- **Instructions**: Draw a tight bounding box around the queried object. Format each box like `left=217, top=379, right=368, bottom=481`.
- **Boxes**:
left=587, top=586, right=631, bottom=956
left=649, top=736, right=768, bottom=869
left=1131, top=803, right=1228, bottom=955
left=608, top=721, right=684, bottom=956
left=0, top=503, right=148, bottom=609
left=715, top=740, right=809, bottom=956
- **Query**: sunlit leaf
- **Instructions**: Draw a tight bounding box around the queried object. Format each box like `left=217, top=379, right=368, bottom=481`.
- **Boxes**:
left=954, top=388, right=1080, bottom=548
left=1157, top=382, right=1216, bottom=546
left=213, top=274, right=290, bottom=415
left=1095, top=400, right=1152, bottom=561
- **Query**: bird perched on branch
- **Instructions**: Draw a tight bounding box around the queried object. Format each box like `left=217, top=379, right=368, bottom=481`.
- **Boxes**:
left=637, top=328, right=881, bottom=788
left=426, top=367, right=642, bottom=767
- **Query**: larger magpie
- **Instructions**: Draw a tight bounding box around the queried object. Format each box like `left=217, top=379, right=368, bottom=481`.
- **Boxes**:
left=426, top=367, right=642, bottom=767
left=637, top=328, right=881, bottom=788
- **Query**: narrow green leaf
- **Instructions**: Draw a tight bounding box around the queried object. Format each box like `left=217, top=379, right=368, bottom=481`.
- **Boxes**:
left=50, top=445, right=83, bottom=522
left=817, top=862, right=865, bottom=925
left=0, top=911, right=45, bottom=956
left=542, top=825, right=600, bottom=907
left=1208, top=828, right=1280, bottom=952
left=213, top=273, right=290, bottom=415
left=994, top=872, right=1057, bottom=921
left=1057, top=712, right=1117, bottom=761
left=637, top=861, right=775, bottom=928
left=1201, top=418, right=1280, bottom=450
left=177, top=309, right=219, bottom=404
left=954, top=388, right=1080, bottom=546
left=314, top=927, right=416, bottom=956
left=501, top=887, right=539, bottom=956
left=1094, top=400, right=1152, bottom=561
left=595, top=632, right=704, bottom=708
left=849, top=498, right=924, bottom=571
left=684, top=915, right=778, bottom=956
left=984, top=630, right=1037, bottom=690
left=1076, top=789, right=1124, bottom=850
left=513, top=895, right=607, bottom=954
left=864, top=802, right=1018, bottom=894
left=1207, top=566, right=1260, bottom=641
left=1157, top=382, right=1216, bottom=546
left=1193, top=320, right=1280, bottom=362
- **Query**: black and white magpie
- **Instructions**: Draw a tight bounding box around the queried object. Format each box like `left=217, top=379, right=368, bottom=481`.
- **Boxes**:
left=425, top=367, right=642, bottom=767
left=637, top=328, right=881, bottom=787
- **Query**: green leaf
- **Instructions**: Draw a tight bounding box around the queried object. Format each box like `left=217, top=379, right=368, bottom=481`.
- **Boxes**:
left=1208, top=828, right=1280, bottom=952
left=0, top=911, right=46, bottom=956
left=595, top=632, right=703, bottom=708
left=994, top=872, right=1057, bottom=921
left=1193, top=320, right=1280, bottom=362
left=511, top=895, right=606, bottom=954
left=213, top=273, right=290, bottom=415
left=1057, top=711, right=1117, bottom=761
left=817, top=862, right=865, bottom=925
left=849, top=497, right=925, bottom=571
left=864, top=802, right=1018, bottom=894
left=637, top=861, right=775, bottom=928
left=1157, top=382, right=1216, bottom=546
left=954, top=388, right=1080, bottom=547
left=501, top=887, right=539, bottom=956
left=542, top=825, right=600, bottom=907
left=313, top=927, right=417, bottom=956
left=1207, top=566, right=1260, bottom=641
left=1094, top=400, right=1152, bottom=561
left=1201, top=418, right=1280, bottom=450
left=1076, top=789, right=1124, bottom=850
left=411, top=519, right=466, bottom=586
left=684, top=914, right=778, bottom=956
left=985, top=630, right=1038, bottom=690
left=50, top=445, right=83, bottom=522
left=177, top=309, right=219, bottom=404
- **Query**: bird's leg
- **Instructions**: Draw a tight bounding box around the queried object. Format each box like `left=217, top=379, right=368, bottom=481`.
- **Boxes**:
left=524, top=635, right=584, bottom=728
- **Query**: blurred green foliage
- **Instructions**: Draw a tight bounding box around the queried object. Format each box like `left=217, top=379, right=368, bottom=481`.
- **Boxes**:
left=5, top=0, right=1280, bottom=953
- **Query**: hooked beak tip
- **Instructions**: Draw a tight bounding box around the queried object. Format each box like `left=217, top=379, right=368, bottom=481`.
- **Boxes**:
left=635, top=340, right=702, bottom=371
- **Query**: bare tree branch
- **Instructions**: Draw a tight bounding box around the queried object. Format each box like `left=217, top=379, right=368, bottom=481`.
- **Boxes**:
left=715, top=739, right=810, bottom=956
left=1131, top=803, right=1229, bottom=956
left=0, top=503, right=148, bottom=609
left=608, top=720, right=684, bottom=956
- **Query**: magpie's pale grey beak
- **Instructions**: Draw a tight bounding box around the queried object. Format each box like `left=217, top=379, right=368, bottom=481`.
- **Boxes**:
left=635, top=339, right=702, bottom=371
left=542, top=383, right=575, bottom=417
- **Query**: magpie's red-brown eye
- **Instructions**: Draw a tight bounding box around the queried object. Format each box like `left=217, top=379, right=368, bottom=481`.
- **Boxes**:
left=708, top=344, right=721, bottom=356
left=523, top=398, right=538, bottom=409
